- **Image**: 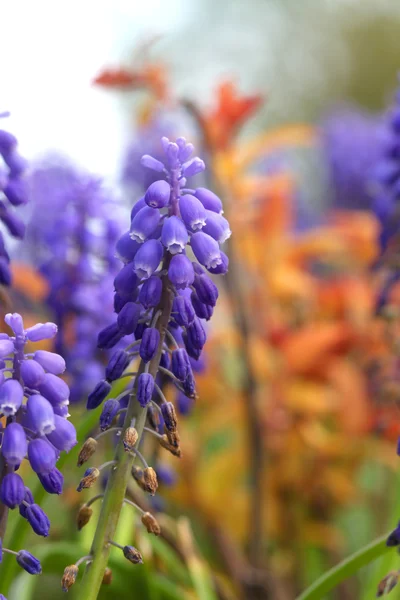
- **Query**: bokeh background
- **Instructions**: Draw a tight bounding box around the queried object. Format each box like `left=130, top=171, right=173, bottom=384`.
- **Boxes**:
left=2, top=1, right=400, bottom=598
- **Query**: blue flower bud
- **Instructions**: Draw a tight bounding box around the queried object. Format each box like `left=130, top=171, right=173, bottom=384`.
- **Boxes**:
left=97, top=322, right=124, bottom=349
left=105, top=350, right=130, bottom=381
left=203, top=210, right=231, bottom=244
left=171, top=349, right=192, bottom=381
left=161, top=402, right=177, bottom=432
left=191, top=292, right=214, bottom=320
left=140, top=155, right=165, bottom=172
left=53, top=403, right=70, bottom=417
left=190, top=232, right=222, bottom=270
left=172, top=295, right=195, bottom=327
left=0, top=259, right=11, bottom=286
left=182, top=371, right=197, bottom=398
left=0, top=473, right=25, bottom=508
left=0, top=338, right=14, bottom=358
left=117, top=302, right=141, bottom=335
left=2, top=423, right=27, bottom=465
left=28, top=439, right=57, bottom=474
left=0, top=380, right=23, bottom=416
left=37, top=467, right=64, bottom=494
left=139, top=276, right=162, bottom=308
left=130, top=205, right=161, bottom=243
left=176, top=137, right=194, bottom=161
left=25, top=504, right=50, bottom=537
left=25, top=322, right=57, bottom=342
left=116, top=232, right=141, bottom=263
left=144, top=180, right=170, bottom=208
left=33, top=350, right=66, bottom=375
left=179, top=194, right=206, bottom=231
left=181, top=157, right=205, bottom=177
left=99, top=399, right=120, bottom=431
left=47, top=414, right=77, bottom=452
left=0, top=206, right=25, bottom=239
left=20, top=360, right=46, bottom=388
left=139, top=327, right=160, bottom=363
left=137, top=373, right=154, bottom=407
left=5, top=312, right=24, bottom=335
left=114, top=264, right=139, bottom=297
left=38, top=373, right=70, bottom=406
left=193, top=274, right=219, bottom=306
left=87, top=379, right=112, bottom=410
left=4, top=177, right=28, bottom=205
left=168, top=254, right=195, bottom=290
left=130, top=196, right=147, bottom=220
left=161, top=216, right=188, bottom=254
left=193, top=187, right=223, bottom=214
left=19, top=486, right=34, bottom=518
left=16, top=550, right=42, bottom=575
left=114, top=292, right=129, bottom=313
left=26, top=394, right=55, bottom=436
left=207, top=250, right=229, bottom=275
left=0, top=130, right=17, bottom=152
left=159, top=350, right=171, bottom=370
left=133, top=239, right=163, bottom=279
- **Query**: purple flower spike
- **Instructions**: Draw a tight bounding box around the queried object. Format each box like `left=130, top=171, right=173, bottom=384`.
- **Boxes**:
left=0, top=380, right=24, bottom=416
left=144, top=180, right=171, bottom=208
left=25, top=504, right=50, bottom=537
left=37, top=468, right=64, bottom=494
left=26, top=394, right=55, bottom=436
left=117, top=302, right=141, bottom=335
left=172, top=295, right=195, bottom=327
left=87, top=379, right=112, bottom=410
left=33, top=350, right=66, bottom=375
left=25, top=322, right=57, bottom=342
left=116, top=232, right=141, bottom=263
left=130, top=205, right=161, bottom=243
left=16, top=550, right=42, bottom=575
left=0, top=473, right=25, bottom=508
left=139, top=276, right=162, bottom=308
left=161, top=216, right=188, bottom=254
left=105, top=350, right=130, bottom=381
left=2, top=423, right=27, bottom=465
left=28, top=439, right=57, bottom=474
left=38, top=373, right=69, bottom=406
left=20, top=360, right=46, bottom=389
left=193, top=188, right=223, bottom=214
left=0, top=338, right=14, bottom=358
left=139, top=327, right=160, bottom=363
left=202, top=210, right=231, bottom=244
left=137, top=373, right=154, bottom=407
left=99, top=399, right=120, bottom=431
left=168, top=254, right=195, bottom=290
left=179, top=195, right=206, bottom=232
left=190, top=231, right=222, bottom=270
left=133, top=239, right=163, bottom=279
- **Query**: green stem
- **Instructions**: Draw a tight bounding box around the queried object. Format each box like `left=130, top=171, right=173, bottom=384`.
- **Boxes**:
left=296, top=534, right=391, bottom=600
left=77, top=271, right=173, bottom=600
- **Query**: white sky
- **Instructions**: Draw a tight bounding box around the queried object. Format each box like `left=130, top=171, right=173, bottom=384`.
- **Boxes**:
left=0, top=0, right=187, bottom=178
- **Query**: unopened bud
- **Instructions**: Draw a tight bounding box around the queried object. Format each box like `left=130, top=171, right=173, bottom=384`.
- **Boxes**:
left=102, top=567, right=113, bottom=585
left=61, top=564, right=79, bottom=592
left=141, top=511, right=161, bottom=535
left=123, top=545, right=143, bottom=565
left=159, top=434, right=182, bottom=457
left=147, top=404, right=159, bottom=430
left=143, top=467, right=158, bottom=496
left=77, top=505, right=93, bottom=530
left=165, top=428, right=180, bottom=448
left=132, top=466, right=147, bottom=493
left=77, top=438, right=98, bottom=467
left=161, top=402, right=177, bottom=432
left=123, top=427, right=138, bottom=452
left=377, top=570, right=400, bottom=596
left=77, top=467, right=100, bottom=492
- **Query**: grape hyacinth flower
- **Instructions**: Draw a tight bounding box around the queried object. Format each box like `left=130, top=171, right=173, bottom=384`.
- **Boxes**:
left=70, top=137, right=229, bottom=598
left=25, top=155, right=126, bottom=402
left=0, top=312, right=76, bottom=577
left=0, top=120, right=29, bottom=286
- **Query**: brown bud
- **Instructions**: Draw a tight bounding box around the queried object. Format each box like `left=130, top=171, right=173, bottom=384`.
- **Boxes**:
left=61, top=564, right=79, bottom=592
left=123, top=545, right=143, bottom=565
left=147, top=404, right=160, bottom=430
left=377, top=571, right=399, bottom=597
left=159, top=434, right=182, bottom=458
left=143, top=467, right=158, bottom=496
left=77, top=505, right=93, bottom=530
left=123, top=427, right=138, bottom=452
left=165, top=428, right=180, bottom=448
left=77, top=437, right=98, bottom=467
left=162, top=402, right=177, bottom=433
left=102, top=567, right=113, bottom=585
left=77, top=467, right=100, bottom=492
left=141, top=511, right=161, bottom=535
left=132, top=466, right=147, bottom=492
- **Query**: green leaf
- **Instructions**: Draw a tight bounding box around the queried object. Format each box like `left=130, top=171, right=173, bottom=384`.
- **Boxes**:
left=296, top=534, right=391, bottom=600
